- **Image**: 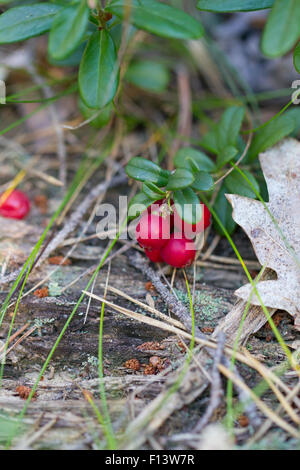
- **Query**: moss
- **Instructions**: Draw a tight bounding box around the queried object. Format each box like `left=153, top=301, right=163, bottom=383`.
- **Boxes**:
left=174, top=288, right=225, bottom=326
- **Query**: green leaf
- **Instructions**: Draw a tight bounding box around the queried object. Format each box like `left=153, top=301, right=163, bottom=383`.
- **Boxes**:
left=79, top=99, right=113, bottom=129
left=125, top=60, right=170, bottom=93
left=225, top=170, right=260, bottom=198
left=200, top=128, right=219, bottom=154
left=128, top=192, right=156, bottom=219
left=48, top=1, right=89, bottom=60
left=216, top=145, right=238, bottom=169
left=174, top=147, right=215, bottom=172
left=48, top=41, right=86, bottom=67
left=166, top=168, right=194, bottom=190
left=173, top=188, right=202, bottom=225
left=293, top=42, right=300, bottom=73
left=248, top=115, right=295, bottom=161
left=284, top=107, right=300, bottom=136
left=142, top=182, right=166, bottom=200
left=79, top=30, right=119, bottom=109
left=106, top=0, right=204, bottom=40
left=213, top=184, right=236, bottom=236
left=262, top=0, right=300, bottom=58
left=0, top=3, right=61, bottom=44
left=197, top=0, right=274, bottom=12
left=191, top=171, right=214, bottom=191
left=217, top=106, right=245, bottom=150
left=201, top=106, right=245, bottom=161
left=126, top=157, right=169, bottom=186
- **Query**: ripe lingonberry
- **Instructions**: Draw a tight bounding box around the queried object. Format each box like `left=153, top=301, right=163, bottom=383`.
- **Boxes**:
left=160, top=233, right=196, bottom=268
left=0, top=190, right=30, bottom=220
left=173, top=203, right=211, bottom=238
left=144, top=248, right=164, bottom=263
left=136, top=212, right=170, bottom=250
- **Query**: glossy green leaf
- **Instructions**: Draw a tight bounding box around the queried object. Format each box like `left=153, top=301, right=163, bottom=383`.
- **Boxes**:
left=79, top=30, right=119, bottom=109
left=248, top=115, right=295, bottom=161
left=216, top=145, right=238, bottom=169
left=126, top=157, right=169, bottom=186
left=284, top=107, right=300, bottom=136
left=142, top=182, right=166, bottom=200
left=48, top=1, right=89, bottom=60
left=107, top=0, right=204, bottom=40
left=128, top=192, right=156, bottom=219
left=166, top=168, right=194, bottom=190
left=191, top=171, right=214, bottom=191
left=200, top=128, right=219, bottom=154
left=201, top=106, right=245, bottom=162
left=225, top=170, right=260, bottom=198
left=173, top=188, right=202, bottom=225
left=197, top=0, right=274, bottom=12
left=217, top=106, right=245, bottom=149
left=0, top=3, right=61, bottom=44
left=262, top=0, right=300, bottom=58
left=213, top=184, right=236, bottom=235
left=125, top=60, right=170, bottom=93
left=174, top=147, right=215, bottom=172
left=48, top=41, right=86, bottom=67
left=293, top=42, right=300, bottom=73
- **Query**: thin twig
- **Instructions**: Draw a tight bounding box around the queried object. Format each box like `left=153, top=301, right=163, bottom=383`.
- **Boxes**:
left=193, top=332, right=226, bottom=432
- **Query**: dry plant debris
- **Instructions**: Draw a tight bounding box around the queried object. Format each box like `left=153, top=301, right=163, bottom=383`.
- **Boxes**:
left=15, top=385, right=37, bottom=401
left=33, top=287, right=49, bottom=298
left=227, top=138, right=300, bottom=330
left=48, top=256, right=72, bottom=266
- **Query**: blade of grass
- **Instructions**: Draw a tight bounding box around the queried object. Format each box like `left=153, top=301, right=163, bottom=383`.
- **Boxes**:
left=225, top=262, right=267, bottom=431
left=97, top=263, right=117, bottom=450
left=0, top=84, right=77, bottom=137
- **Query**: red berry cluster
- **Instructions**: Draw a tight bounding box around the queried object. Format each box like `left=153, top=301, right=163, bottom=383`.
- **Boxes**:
left=136, top=199, right=211, bottom=268
left=0, top=190, right=30, bottom=220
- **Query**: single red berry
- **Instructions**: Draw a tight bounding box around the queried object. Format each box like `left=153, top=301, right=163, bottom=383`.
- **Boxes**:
left=173, top=204, right=211, bottom=238
left=0, top=190, right=30, bottom=220
left=136, top=212, right=170, bottom=250
left=144, top=248, right=164, bottom=263
left=160, top=233, right=196, bottom=268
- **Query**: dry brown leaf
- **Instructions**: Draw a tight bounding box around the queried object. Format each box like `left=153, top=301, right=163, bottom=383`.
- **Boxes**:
left=227, top=138, right=300, bottom=330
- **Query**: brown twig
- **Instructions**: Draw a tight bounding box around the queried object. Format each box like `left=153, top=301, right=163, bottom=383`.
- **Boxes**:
left=193, top=332, right=226, bottom=432
left=127, top=251, right=199, bottom=334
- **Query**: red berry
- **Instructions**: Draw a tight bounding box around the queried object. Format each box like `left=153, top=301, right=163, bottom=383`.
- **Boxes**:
left=0, top=190, right=30, bottom=220
left=160, top=233, right=196, bottom=268
left=144, top=248, right=164, bottom=263
left=173, top=204, right=211, bottom=238
left=136, top=212, right=170, bottom=250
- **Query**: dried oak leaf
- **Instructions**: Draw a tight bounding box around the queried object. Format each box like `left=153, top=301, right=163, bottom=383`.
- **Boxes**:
left=227, top=138, right=300, bottom=330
